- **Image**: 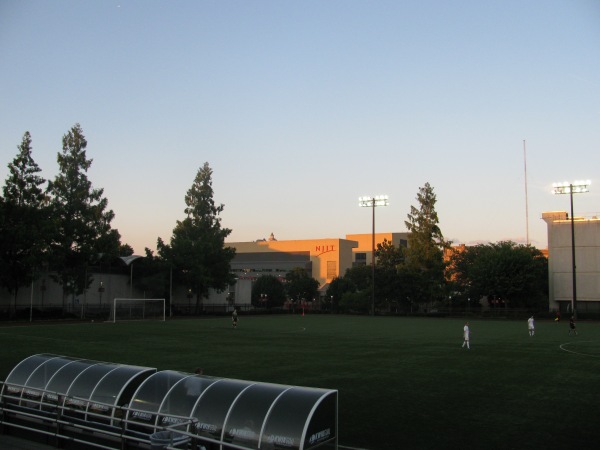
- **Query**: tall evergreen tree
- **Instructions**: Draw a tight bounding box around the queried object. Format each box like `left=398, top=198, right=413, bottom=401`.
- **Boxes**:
left=47, top=124, right=120, bottom=307
left=403, top=182, right=449, bottom=304
left=0, top=132, right=50, bottom=314
left=158, top=162, right=236, bottom=312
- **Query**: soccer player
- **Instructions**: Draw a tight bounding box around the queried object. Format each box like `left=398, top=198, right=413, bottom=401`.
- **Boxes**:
left=528, top=316, right=535, bottom=336
left=462, top=322, right=470, bottom=349
left=569, top=316, right=577, bottom=335
left=232, top=309, right=238, bottom=329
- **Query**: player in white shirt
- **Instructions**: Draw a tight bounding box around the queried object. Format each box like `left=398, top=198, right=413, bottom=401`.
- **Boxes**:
left=528, top=316, right=535, bottom=336
left=462, top=322, right=470, bottom=349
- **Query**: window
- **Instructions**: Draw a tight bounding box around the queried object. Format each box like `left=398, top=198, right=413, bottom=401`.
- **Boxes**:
left=327, top=261, right=337, bottom=279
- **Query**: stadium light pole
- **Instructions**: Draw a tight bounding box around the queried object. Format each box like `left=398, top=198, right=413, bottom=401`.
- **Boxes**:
left=169, top=264, right=173, bottom=318
left=359, top=195, right=389, bottom=316
left=552, top=180, right=590, bottom=319
left=120, top=255, right=143, bottom=298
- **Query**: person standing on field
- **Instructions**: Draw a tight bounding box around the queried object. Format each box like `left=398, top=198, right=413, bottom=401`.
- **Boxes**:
left=462, top=322, right=470, bottom=349
left=232, top=308, right=238, bottom=329
left=528, top=316, right=535, bottom=336
left=569, top=316, right=577, bottom=335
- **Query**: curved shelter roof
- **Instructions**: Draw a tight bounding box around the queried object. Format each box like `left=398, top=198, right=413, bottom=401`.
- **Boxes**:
left=2, top=355, right=338, bottom=450
left=1, top=353, right=155, bottom=425
left=126, top=371, right=338, bottom=449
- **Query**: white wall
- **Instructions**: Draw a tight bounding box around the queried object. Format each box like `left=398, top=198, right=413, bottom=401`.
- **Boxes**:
left=545, top=216, right=600, bottom=311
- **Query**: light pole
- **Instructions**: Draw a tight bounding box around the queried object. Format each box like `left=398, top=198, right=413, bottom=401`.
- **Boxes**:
left=552, top=180, right=591, bottom=319
left=98, top=282, right=105, bottom=308
left=169, top=264, right=173, bottom=318
left=29, top=269, right=34, bottom=323
left=359, top=195, right=389, bottom=315
left=40, top=279, right=46, bottom=309
left=120, top=255, right=143, bottom=298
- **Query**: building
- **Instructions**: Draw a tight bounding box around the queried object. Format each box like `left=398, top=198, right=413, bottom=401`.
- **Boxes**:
left=543, top=211, right=600, bottom=314
left=222, top=232, right=408, bottom=304
left=346, top=232, right=408, bottom=267
left=0, top=232, right=409, bottom=313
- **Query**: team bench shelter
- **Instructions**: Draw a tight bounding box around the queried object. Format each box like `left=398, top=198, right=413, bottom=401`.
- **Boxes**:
left=0, top=354, right=338, bottom=450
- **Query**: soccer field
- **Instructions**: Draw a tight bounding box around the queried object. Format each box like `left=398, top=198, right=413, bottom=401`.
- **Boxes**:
left=1, top=315, right=599, bottom=450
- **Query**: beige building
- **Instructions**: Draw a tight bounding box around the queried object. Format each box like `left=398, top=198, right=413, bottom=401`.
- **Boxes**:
left=221, top=232, right=408, bottom=304
left=346, top=232, right=408, bottom=267
left=543, top=211, right=600, bottom=314
left=1, top=232, right=410, bottom=311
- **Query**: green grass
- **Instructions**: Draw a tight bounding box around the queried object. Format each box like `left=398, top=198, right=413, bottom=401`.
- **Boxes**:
left=1, top=315, right=599, bottom=450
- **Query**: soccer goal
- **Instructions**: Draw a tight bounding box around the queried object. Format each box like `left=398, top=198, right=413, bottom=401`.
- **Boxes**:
left=112, top=298, right=166, bottom=323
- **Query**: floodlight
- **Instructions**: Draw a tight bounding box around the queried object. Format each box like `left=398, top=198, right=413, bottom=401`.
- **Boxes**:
left=359, top=195, right=389, bottom=208
left=358, top=195, right=389, bottom=315
left=551, top=179, right=591, bottom=319
left=552, top=180, right=590, bottom=195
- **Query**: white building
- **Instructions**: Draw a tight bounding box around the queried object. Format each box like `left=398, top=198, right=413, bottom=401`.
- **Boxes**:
left=543, top=211, right=600, bottom=314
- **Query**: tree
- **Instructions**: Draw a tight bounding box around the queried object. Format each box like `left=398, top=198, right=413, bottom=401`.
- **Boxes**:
left=326, top=276, right=356, bottom=313
left=375, top=238, right=404, bottom=268
left=132, top=248, right=172, bottom=301
left=0, top=132, right=50, bottom=314
left=403, top=182, right=449, bottom=304
left=328, top=265, right=374, bottom=313
left=372, top=238, right=408, bottom=312
left=285, top=267, right=319, bottom=304
left=339, top=290, right=370, bottom=314
left=251, top=275, right=286, bottom=308
left=119, top=244, right=134, bottom=257
left=342, top=264, right=372, bottom=292
left=47, top=124, right=120, bottom=307
left=449, top=241, right=548, bottom=309
left=158, top=162, right=236, bottom=312
left=373, top=265, right=402, bottom=310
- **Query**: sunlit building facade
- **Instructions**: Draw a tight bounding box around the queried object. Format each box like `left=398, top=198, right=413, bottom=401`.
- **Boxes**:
left=543, top=211, right=600, bottom=313
left=221, top=232, right=408, bottom=304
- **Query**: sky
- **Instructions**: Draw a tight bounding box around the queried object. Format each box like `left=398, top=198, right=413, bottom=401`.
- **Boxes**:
left=1, top=0, right=599, bottom=255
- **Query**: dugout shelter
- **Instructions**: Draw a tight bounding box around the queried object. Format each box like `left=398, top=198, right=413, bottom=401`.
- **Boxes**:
left=0, top=354, right=338, bottom=450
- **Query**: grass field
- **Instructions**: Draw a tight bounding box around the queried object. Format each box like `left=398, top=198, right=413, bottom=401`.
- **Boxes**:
left=1, top=315, right=599, bottom=450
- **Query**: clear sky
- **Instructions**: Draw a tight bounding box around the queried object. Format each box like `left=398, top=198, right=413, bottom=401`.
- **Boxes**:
left=1, top=0, right=599, bottom=254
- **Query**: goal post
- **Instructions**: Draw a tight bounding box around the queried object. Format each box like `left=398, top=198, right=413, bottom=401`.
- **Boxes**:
left=112, top=298, right=166, bottom=323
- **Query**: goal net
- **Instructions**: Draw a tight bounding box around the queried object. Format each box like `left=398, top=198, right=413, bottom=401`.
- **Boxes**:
left=112, top=298, right=166, bottom=323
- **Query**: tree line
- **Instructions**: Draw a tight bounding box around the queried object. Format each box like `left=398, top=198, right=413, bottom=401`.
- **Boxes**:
left=0, top=125, right=235, bottom=316
left=1, top=125, right=548, bottom=317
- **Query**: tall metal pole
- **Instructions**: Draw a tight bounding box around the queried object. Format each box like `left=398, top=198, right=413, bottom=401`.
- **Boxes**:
left=169, top=264, right=173, bottom=318
left=569, top=185, right=577, bottom=319
left=359, top=195, right=388, bottom=316
left=371, top=199, right=376, bottom=316
left=552, top=180, right=590, bottom=319
left=120, top=255, right=143, bottom=299
left=30, top=272, right=34, bottom=323
left=523, top=140, right=529, bottom=245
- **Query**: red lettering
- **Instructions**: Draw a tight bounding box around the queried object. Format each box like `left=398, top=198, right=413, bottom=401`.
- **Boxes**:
left=315, top=245, right=335, bottom=256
